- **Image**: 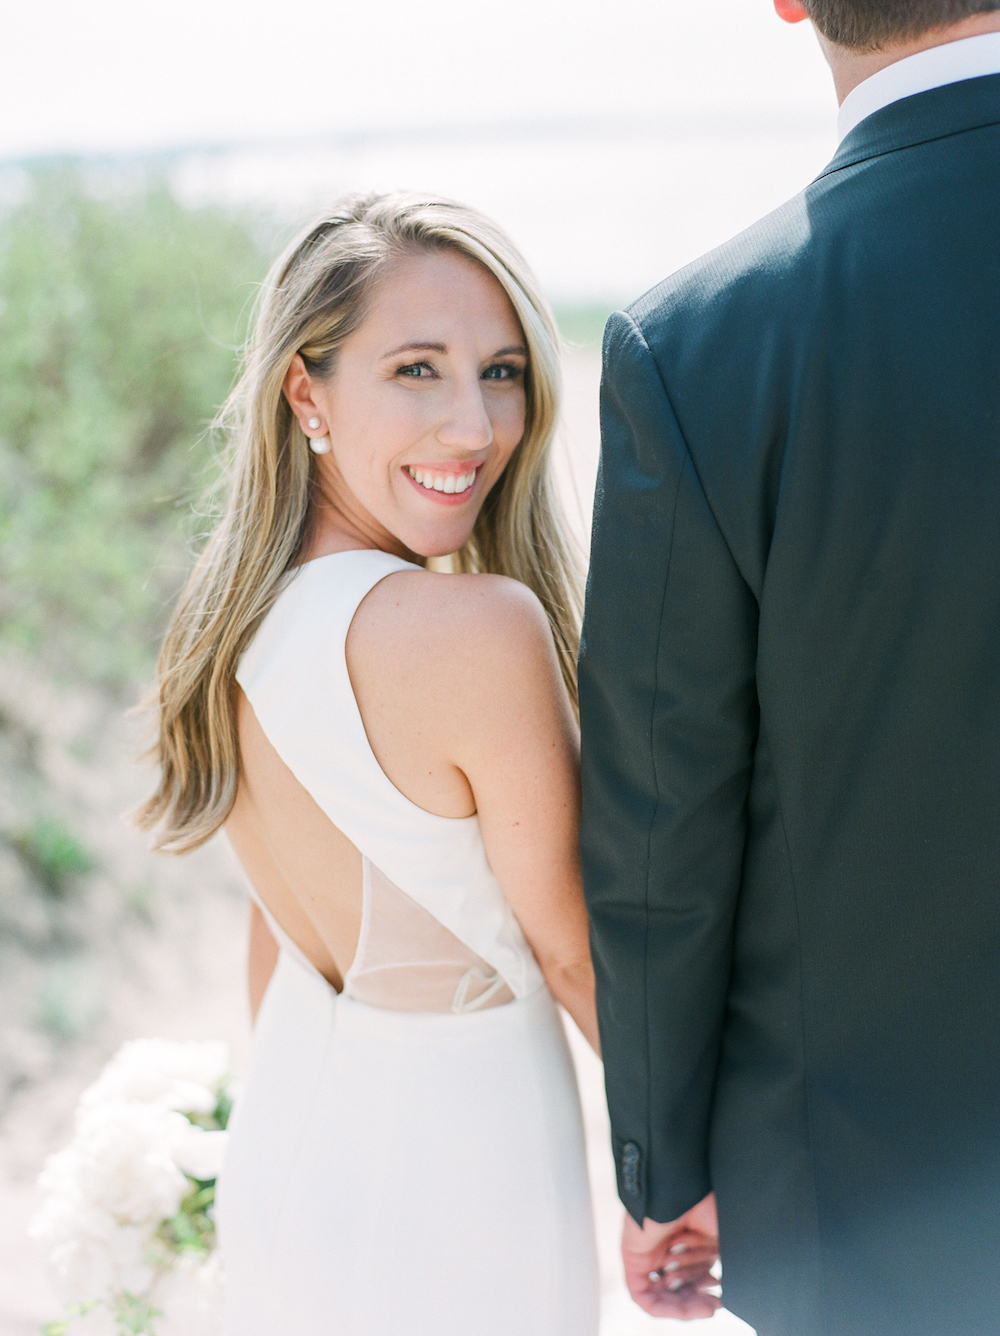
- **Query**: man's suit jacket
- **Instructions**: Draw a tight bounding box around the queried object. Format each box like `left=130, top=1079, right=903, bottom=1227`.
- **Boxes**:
left=580, top=74, right=1000, bottom=1336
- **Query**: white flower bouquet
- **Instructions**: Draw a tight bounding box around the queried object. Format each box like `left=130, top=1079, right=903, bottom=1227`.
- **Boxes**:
left=30, top=1039, right=232, bottom=1336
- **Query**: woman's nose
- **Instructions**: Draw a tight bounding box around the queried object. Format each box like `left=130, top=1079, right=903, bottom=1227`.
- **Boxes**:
left=436, top=379, right=494, bottom=451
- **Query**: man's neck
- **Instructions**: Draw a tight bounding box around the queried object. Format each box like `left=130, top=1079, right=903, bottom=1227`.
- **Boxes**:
left=819, top=10, right=1000, bottom=104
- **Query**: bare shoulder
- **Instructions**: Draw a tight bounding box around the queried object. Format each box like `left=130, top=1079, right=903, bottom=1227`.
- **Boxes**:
left=348, top=569, right=557, bottom=693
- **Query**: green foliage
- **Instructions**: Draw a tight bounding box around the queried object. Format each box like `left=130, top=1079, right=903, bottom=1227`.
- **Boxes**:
left=109, top=1293, right=162, bottom=1335
left=0, top=166, right=269, bottom=689
left=160, top=1180, right=217, bottom=1254
left=212, top=1085, right=233, bottom=1130
left=10, top=814, right=93, bottom=896
left=185, top=1084, right=231, bottom=1132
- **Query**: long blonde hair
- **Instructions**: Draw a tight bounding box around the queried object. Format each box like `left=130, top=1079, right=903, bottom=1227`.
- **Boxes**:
left=138, top=191, right=581, bottom=853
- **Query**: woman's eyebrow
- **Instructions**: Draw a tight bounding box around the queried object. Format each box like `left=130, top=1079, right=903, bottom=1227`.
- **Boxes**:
left=382, top=341, right=447, bottom=358
left=380, top=341, right=529, bottom=359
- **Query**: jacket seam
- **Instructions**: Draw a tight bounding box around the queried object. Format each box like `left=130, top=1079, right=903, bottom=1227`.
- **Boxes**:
left=627, top=316, right=757, bottom=597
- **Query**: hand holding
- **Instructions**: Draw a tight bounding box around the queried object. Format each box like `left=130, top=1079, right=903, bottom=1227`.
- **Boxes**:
left=621, top=1191, right=721, bottom=1320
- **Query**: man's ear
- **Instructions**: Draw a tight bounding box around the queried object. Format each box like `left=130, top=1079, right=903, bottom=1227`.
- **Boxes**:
left=773, top=0, right=811, bottom=22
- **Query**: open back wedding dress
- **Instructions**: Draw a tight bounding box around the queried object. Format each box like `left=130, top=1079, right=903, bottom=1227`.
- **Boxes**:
left=216, top=550, right=599, bottom=1335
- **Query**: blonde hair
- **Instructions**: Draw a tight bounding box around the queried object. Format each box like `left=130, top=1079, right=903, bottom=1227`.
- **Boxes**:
left=137, top=191, right=581, bottom=853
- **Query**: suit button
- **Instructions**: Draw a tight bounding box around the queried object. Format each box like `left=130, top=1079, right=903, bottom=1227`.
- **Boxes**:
left=621, top=1142, right=641, bottom=1197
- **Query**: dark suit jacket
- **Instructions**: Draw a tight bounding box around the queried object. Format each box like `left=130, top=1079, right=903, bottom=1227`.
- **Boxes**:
left=580, top=74, right=1000, bottom=1336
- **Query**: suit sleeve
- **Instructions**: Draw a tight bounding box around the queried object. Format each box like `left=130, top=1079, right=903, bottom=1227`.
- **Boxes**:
left=579, top=310, right=759, bottom=1224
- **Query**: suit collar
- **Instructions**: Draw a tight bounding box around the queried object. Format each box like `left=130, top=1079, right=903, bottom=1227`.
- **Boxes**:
left=815, top=71, right=1000, bottom=180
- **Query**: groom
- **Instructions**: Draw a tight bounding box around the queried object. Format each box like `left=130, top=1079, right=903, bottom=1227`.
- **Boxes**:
left=579, top=3, right=1000, bottom=1333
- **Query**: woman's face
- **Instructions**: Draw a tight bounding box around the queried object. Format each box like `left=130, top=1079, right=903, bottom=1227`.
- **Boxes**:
left=285, top=248, right=529, bottom=559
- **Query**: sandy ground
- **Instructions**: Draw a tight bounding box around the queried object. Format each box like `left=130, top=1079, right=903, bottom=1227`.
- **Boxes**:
left=0, top=349, right=754, bottom=1335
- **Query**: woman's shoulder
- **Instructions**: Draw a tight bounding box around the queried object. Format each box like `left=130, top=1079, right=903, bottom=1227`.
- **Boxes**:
left=348, top=569, right=556, bottom=693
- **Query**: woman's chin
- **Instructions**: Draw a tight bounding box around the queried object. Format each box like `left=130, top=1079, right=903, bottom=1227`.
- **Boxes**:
left=392, top=520, right=477, bottom=563
left=410, top=538, right=469, bottom=563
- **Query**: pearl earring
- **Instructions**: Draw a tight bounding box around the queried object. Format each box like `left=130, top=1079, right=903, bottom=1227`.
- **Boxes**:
left=305, top=416, right=331, bottom=454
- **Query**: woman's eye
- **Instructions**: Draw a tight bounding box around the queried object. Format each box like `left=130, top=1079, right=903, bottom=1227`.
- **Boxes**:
left=397, top=362, right=435, bottom=378
left=482, top=363, right=523, bottom=381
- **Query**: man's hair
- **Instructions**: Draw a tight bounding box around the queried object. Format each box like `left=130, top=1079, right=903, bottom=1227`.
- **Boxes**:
left=803, top=0, right=1000, bottom=48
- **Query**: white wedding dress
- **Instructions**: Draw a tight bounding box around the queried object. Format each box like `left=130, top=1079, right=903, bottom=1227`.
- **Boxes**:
left=216, top=549, right=599, bottom=1335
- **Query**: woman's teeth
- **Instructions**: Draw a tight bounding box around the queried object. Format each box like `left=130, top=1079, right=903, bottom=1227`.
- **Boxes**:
left=406, top=466, right=477, bottom=495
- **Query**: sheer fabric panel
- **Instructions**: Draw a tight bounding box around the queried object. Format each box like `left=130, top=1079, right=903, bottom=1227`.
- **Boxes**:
left=343, top=860, right=515, bottom=1013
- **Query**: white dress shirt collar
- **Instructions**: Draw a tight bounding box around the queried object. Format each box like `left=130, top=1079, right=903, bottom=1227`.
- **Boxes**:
left=837, top=31, right=1000, bottom=141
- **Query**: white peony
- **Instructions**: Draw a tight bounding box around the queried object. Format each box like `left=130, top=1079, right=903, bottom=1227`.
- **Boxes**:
left=31, top=1104, right=188, bottom=1304
left=32, top=1037, right=232, bottom=1329
left=79, top=1039, right=230, bottom=1118
left=73, top=1104, right=190, bottom=1225
left=32, top=1202, right=153, bottom=1305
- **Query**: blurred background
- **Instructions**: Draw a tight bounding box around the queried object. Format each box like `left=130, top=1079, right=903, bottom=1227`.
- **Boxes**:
left=0, top=2, right=835, bottom=1331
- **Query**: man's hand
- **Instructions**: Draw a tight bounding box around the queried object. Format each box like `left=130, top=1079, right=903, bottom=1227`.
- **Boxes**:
left=621, top=1192, right=721, bottom=1320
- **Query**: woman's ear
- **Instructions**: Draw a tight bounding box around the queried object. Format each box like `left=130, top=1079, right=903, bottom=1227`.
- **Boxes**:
left=773, top=0, right=811, bottom=22
left=283, top=353, right=322, bottom=429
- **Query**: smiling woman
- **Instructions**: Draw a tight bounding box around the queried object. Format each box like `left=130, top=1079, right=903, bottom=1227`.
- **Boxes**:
left=139, top=193, right=580, bottom=854
left=135, top=192, right=599, bottom=1335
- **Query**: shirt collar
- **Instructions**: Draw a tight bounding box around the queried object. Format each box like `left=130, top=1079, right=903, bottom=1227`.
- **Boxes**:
left=837, top=31, right=1000, bottom=141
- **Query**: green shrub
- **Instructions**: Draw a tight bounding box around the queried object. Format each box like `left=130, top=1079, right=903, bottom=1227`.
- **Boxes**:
left=0, top=166, right=270, bottom=689
left=9, top=814, right=94, bottom=896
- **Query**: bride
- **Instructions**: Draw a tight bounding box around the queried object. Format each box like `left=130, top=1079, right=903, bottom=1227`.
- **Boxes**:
left=138, top=192, right=600, bottom=1334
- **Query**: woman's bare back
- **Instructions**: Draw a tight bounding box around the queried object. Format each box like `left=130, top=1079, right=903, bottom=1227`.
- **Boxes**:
left=227, top=687, right=362, bottom=989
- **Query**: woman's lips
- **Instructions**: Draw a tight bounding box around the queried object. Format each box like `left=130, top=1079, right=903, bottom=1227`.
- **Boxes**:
left=403, top=463, right=481, bottom=504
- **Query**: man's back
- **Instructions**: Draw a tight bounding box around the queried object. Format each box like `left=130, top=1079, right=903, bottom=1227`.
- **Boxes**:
left=581, top=72, right=1000, bottom=1335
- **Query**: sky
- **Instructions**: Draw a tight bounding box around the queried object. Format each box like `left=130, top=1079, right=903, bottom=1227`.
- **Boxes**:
left=2, top=0, right=834, bottom=160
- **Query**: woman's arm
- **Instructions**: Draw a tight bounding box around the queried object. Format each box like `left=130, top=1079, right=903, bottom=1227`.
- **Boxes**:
left=248, top=900, right=279, bottom=1023
left=451, top=582, right=599, bottom=1052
